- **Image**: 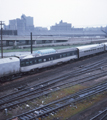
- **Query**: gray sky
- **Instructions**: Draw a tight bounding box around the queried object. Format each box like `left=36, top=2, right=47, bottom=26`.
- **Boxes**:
left=0, top=0, right=107, bottom=28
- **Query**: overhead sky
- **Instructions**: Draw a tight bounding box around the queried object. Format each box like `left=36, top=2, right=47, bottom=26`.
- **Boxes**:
left=0, top=0, right=107, bottom=28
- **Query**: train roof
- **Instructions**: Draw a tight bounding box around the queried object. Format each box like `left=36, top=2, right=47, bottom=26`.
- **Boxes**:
left=20, top=47, right=77, bottom=60
left=20, top=49, right=56, bottom=60
left=33, top=48, right=56, bottom=55
left=0, top=57, right=19, bottom=64
left=58, top=47, right=77, bottom=52
left=77, top=44, right=104, bottom=50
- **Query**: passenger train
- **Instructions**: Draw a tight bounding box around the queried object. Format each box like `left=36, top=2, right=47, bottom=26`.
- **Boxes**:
left=0, top=43, right=107, bottom=83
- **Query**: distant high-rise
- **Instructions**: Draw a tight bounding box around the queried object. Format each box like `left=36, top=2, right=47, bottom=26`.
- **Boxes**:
left=50, top=20, right=72, bottom=31
left=21, top=14, right=34, bottom=31
left=4, top=14, right=34, bottom=35
left=21, top=14, right=33, bottom=26
left=9, top=19, right=17, bottom=30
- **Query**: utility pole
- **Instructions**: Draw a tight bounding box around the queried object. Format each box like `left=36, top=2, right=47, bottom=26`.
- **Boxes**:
left=0, top=21, right=4, bottom=58
left=30, top=32, right=33, bottom=54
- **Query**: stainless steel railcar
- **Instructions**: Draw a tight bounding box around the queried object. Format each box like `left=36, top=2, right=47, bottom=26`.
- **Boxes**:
left=104, top=42, right=107, bottom=51
left=20, top=48, right=78, bottom=72
left=0, top=57, right=20, bottom=82
left=77, top=44, right=104, bottom=58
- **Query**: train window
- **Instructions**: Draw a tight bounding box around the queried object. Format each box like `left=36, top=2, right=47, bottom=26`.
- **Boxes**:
left=51, top=57, right=53, bottom=60
left=38, top=59, right=42, bottom=63
left=53, top=56, right=56, bottom=59
left=34, top=60, right=37, bottom=63
left=74, top=51, right=77, bottom=54
left=48, top=58, right=50, bottom=61
left=67, top=53, right=70, bottom=56
left=55, top=55, right=59, bottom=59
left=26, top=61, right=29, bottom=66
left=43, top=59, right=46, bottom=62
left=72, top=52, right=75, bottom=55
left=69, top=52, right=72, bottom=55
left=60, top=55, right=62, bottom=58
left=63, top=54, right=66, bottom=57
left=29, top=60, right=33, bottom=65
left=21, top=62, right=25, bottom=67
left=73, top=51, right=76, bottom=54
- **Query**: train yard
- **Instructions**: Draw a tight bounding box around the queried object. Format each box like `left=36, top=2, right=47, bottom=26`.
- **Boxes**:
left=7, top=81, right=107, bottom=120
left=0, top=52, right=107, bottom=120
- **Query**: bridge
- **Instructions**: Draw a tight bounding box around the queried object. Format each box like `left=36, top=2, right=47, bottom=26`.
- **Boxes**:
left=1, top=36, right=69, bottom=46
left=0, top=30, right=106, bottom=47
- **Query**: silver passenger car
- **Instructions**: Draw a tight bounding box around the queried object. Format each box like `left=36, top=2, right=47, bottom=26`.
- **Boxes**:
left=0, top=57, right=20, bottom=78
left=104, top=42, right=107, bottom=51
left=77, top=44, right=104, bottom=58
left=20, top=48, right=78, bottom=72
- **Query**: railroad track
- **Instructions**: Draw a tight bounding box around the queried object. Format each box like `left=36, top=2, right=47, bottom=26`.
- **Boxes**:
left=90, top=108, right=107, bottom=120
left=0, top=60, right=107, bottom=112
left=0, top=68, right=107, bottom=112
left=7, top=81, right=107, bottom=120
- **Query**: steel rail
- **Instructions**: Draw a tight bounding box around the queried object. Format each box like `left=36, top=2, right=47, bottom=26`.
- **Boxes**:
left=7, top=82, right=107, bottom=120
left=0, top=65, right=107, bottom=111
left=90, top=108, right=107, bottom=120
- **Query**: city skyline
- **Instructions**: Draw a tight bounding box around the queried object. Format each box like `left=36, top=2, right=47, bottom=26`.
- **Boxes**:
left=0, top=0, right=107, bottom=28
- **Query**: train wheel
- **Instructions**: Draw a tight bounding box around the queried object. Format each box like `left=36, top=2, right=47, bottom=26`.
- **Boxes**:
left=35, top=68, right=39, bottom=73
left=0, top=78, right=4, bottom=83
left=29, top=69, right=36, bottom=74
left=6, top=76, right=12, bottom=81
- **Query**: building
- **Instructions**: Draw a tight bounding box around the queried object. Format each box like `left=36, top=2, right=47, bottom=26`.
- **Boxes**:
left=4, top=14, right=34, bottom=35
left=9, top=19, right=17, bottom=30
left=21, top=14, right=34, bottom=31
left=50, top=20, right=72, bottom=31
left=0, top=30, right=17, bottom=35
